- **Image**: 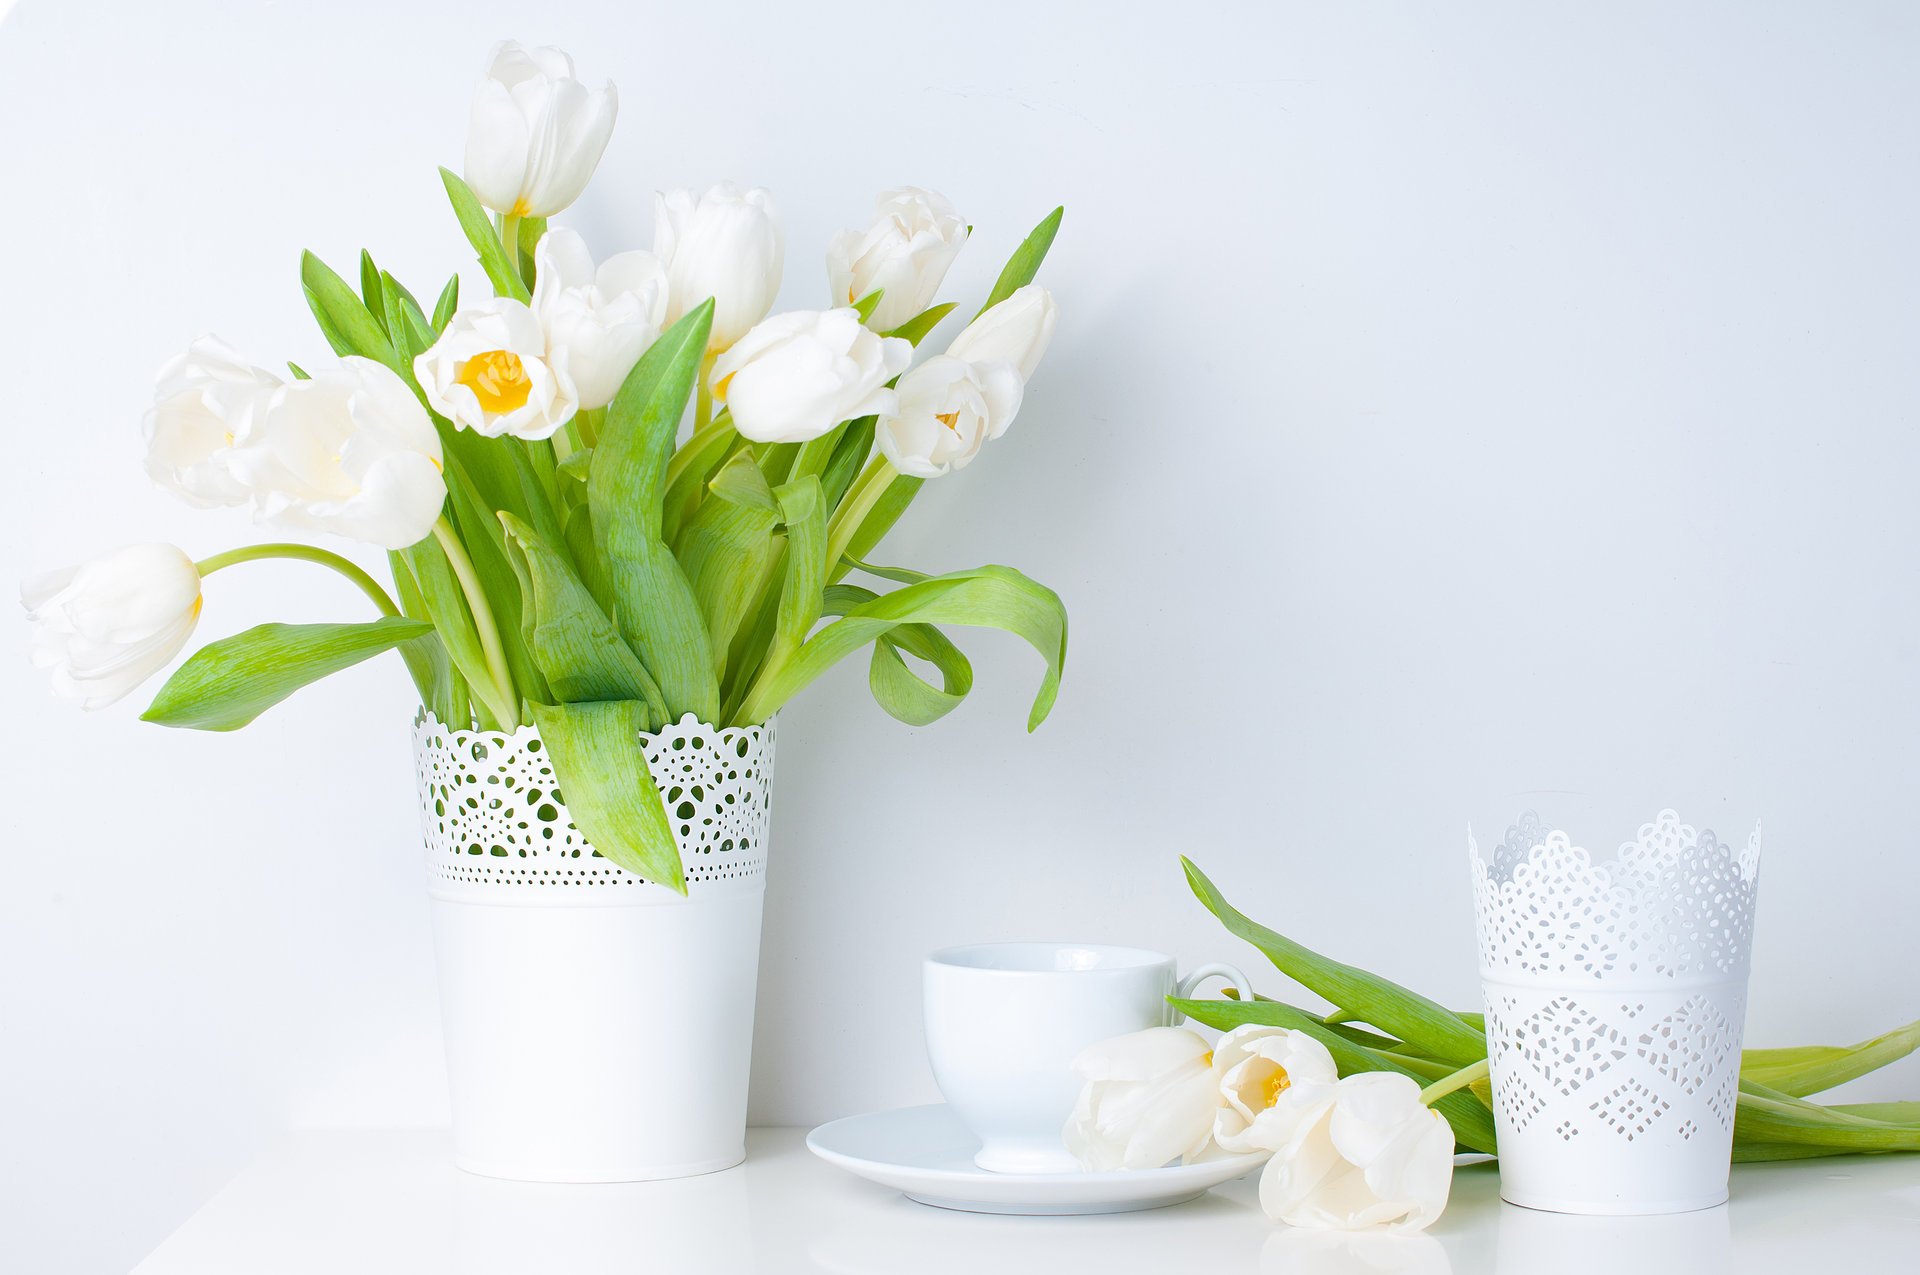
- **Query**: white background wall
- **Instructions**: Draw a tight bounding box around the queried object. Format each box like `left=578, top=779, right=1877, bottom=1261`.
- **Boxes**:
left=4, top=1, right=1918, bottom=1269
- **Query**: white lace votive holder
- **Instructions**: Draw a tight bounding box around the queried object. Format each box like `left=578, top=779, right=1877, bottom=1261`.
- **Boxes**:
left=1470, top=809, right=1763, bottom=1215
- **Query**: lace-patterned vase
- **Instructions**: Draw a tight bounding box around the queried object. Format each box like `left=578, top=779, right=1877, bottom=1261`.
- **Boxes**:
left=413, top=710, right=776, bottom=1182
left=1470, top=809, right=1763, bottom=1215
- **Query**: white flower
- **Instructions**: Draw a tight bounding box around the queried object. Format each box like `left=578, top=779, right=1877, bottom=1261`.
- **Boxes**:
left=654, top=183, right=784, bottom=352
left=1259, top=1071, right=1455, bottom=1232
left=1213, top=1026, right=1342, bottom=1154
left=1063, top=1027, right=1223, bottom=1171
left=463, top=41, right=617, bottom=219
left=415, top=297, right=579, bottom=440
left=230, top=358, right=445, bottom=550
left=532, top=227, right=668, bottom=410
left=143, top=336, right=282, bottom=508
left=947, top=284, right=1057, bottom=382
left=875, top=354, right=1022, bottom=478
left=827, top=187, right=968, bottom=332
left=22, top=544, right=203, bottom=710
left=711, top=308, right=910, bottom=444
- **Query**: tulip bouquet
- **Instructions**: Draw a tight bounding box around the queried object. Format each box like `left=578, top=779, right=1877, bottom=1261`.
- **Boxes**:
left=22, top=41, right=1068, bottom=891
left=1060, top=859, right=1920, bottom=1232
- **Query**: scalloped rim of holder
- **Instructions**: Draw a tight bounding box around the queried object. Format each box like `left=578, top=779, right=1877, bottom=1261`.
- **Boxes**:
left=412, top=709, right=776, bottom=894
left=1469, top=808, right=1762, bottom=983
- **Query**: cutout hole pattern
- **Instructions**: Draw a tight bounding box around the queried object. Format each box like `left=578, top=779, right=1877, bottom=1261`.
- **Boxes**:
left=1471, top=809, right=1762, bottom=981
left=412, top=711, right=776, bottom=891
left=1485, top=990, right=1748, bottom=1142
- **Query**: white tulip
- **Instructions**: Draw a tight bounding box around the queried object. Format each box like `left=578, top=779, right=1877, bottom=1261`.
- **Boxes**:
left=143, top=336, right=282, bottom=508
left=463, top=41, right=617, bottom=219
left=711, top=308, right=910, bottom=444
left=22, top=543, right=203, bottom=710
left=946, top=284, right=1058, bottom=382
left=1213, top=1025, right=1341, bottom=1154
left=827, top=187, right=968, bottom=332
left=1259, top=1071, right=1455, bottom=1232
left=875, top=354, right=1022, bottom=478
left=415, top=297, right=579, bottom=440
left=1063, top=1027, right=1223, bottom=1171
left=230, top=358, right=445, bottom=551
left=654, top=183, right=784, bottom=351
left=532, top=227, right=669, bottom=410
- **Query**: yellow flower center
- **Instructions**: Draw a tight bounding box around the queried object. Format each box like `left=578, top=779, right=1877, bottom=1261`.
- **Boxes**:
left=935, top=410, right=961, bottom=434
left=457, top=349, right=533, bottom=416
left=1262, top=1066, right=1292, bottom=1109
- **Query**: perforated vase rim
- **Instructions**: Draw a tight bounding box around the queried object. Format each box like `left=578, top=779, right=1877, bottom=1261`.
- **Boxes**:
left=1469, top=808, right=1762, bottom=987
left=413, top=710, right=776, bottom=901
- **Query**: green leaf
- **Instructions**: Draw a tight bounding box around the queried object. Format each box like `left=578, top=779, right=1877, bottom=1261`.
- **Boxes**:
left=1183, top=858, right=1490, bottom=1068
left=143, top=617, right=430, bottom=731
left=1740, top=1019, right=1920, bottom=1097
left=830, top=474, right=924, bottom=581
left=768, top=476, right=826, bottom=667
left=399, top=536, right=509, bottom=730
left=530, top=699, right=684, bottom=892
left=1171, top=995, right=1498, bottom=1154
left=388, top=550, right=453, bottom=721
left=1735, top=1081, right=1920, bottom=1152
left=438, top=167, right=529, bottom=302
left=736, top=563, right=1065, bottom=730
left=975, top=206, right=1062, bottom=319
left=499, top=513, right=667, bottom=719
left=359, top=250, right=386, bottom=333
left=591, top=301, right=719, bottom=722
left=852, top=288, right=885, bottom=323
left=820, top=417, right=877, bottom=509
left=300, top=250, right=401, bottom=374
left=287, top=362, right=310, bottom=381
left=676, top=496, right=781, bottom=681
left=707, top=448, right=778, bottom=512
left=885, top=302, right=958, bottom=347
left=431, top=274, right=461, bottom=332
left=870, top=624, right=975, bottom=725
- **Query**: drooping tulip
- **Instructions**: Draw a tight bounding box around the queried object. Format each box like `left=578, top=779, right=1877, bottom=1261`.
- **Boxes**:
left=710, top=308, right=909, bottom=444
left=143, top=336, right=283, bottom=508
left=1259, top=1071, right=1455, bottom=1232
left=826, top=187, right=968, bottom=332
left=463, top=41, right=617, bottom=219
left=946, top=284, right=1057, bottom=382
left=231, top=358, right=445, bottom=550
left=1062, top=1027, right=1223, bottom=1171
left=531, top=227, right=668, bottom=410
left=414, top=297, right=579, bottom=440
left=654, top=183, right=784, bottom=352
left=22, top=543, right=203, bottom=709
left=875, top=354, right=1022, bottom=478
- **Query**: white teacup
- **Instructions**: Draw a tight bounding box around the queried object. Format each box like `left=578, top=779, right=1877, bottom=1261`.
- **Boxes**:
left=923, top=942, right=1251, bottom=1173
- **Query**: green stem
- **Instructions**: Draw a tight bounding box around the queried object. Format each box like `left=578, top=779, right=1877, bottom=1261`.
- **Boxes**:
left=1418, top=1058, right=1490, bottom=1107
left=431, top=518, right=517, bottom=722
left=195, top=543, right=400, bottom=617
left=694, top=352, right=716, bottom=430
left=824, top=457, right=895, bottom=571
left=500, top=213, right=524, bottom=282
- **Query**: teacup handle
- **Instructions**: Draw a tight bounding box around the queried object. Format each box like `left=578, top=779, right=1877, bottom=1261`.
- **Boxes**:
left=1169, top=962, right=1254, bottom=1024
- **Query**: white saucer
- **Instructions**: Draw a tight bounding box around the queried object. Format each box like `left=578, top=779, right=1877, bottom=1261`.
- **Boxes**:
left=805, top=1103, right=1267, bottom=1216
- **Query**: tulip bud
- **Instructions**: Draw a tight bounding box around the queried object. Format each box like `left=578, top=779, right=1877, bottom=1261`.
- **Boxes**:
left=531, top=228, right=668, bottom=411
left=947, top=284, right=1057, bottom=382
left=876, top=355, right=1022, bottom=479
left=231, top=358, right=446, bottom=550
left=1064, top=1027, right=1224, bottom=1171
left=1259, top=1071, right=1455, bottom=1232
left=464, top=41, right=618, bottom=219
left=143, top=336, right=282, bottom=508
left=826, top=187, right=968, bottom=332
left=654, top=183, right=784, bottom=352
left=415, top=298, right=579, bottom=441
left=22, top=543, right=204, bottom=709
left=711, top=309, right=910, bottom=444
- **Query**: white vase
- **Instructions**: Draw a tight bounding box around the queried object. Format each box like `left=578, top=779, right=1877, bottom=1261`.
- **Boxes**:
left=1470, top=809, right=1762, bottom=1215
left=412, top=710, right=777, bottom=1182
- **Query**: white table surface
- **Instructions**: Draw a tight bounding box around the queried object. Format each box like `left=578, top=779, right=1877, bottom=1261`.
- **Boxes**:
left=134, top=1129, right=1920, bottom=1274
